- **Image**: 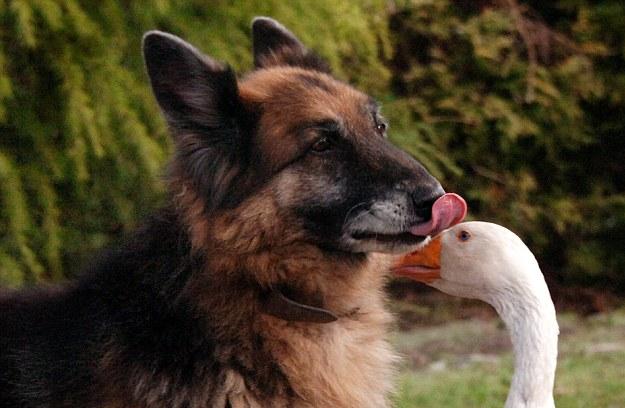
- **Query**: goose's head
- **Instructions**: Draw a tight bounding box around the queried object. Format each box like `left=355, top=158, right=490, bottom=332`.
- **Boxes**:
left=392, top=221, right=543, bottom=303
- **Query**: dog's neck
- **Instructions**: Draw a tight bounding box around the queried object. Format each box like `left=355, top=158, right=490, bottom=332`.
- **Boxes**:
left=175, top=188, right=391, bottom=327
left=195, top=242, right=375, bottom=319
left=261, top=286, right=339, bottom=323
left=250, top=250, right=396, bottom=408
left=169, top=199, right=397, bottom=406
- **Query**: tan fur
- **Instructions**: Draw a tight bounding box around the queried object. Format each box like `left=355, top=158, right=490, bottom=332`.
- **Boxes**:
left=193, top=254, right=397, bottom=408
left=256, top=254, right=397, bottom=408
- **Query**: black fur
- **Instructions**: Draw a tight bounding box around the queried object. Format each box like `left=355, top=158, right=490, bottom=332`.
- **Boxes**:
left=1, top=210, right=204, bottom=406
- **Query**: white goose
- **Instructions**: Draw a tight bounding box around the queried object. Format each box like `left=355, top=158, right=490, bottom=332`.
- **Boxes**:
left=393, top=221, right=559, bottom=408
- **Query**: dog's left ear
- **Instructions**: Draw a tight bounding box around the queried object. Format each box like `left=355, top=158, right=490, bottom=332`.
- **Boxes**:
left=143, top=31, right=251, bottom=210
left=252, top=17, right=330, bottom=73
left=142, top=31, right=243, bottom=136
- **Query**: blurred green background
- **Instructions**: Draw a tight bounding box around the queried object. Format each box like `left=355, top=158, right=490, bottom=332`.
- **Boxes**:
left=2, top=1, right=625, bottom=406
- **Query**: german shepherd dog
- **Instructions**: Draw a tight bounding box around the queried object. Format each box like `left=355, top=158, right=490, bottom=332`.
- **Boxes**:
left=0, top=18, right=445, bottom=407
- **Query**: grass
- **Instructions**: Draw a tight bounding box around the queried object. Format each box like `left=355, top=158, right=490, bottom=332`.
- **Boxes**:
left=391, top=307, right=625, bottom=407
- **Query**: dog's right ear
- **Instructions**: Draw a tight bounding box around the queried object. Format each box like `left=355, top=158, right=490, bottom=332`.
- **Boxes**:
left=143, top=31, right=249, bottom=210
left=252, top=17, right=330, bottom=72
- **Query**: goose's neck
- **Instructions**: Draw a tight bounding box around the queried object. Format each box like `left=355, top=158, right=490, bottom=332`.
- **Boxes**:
left=489, top=284, right=559, bottom=408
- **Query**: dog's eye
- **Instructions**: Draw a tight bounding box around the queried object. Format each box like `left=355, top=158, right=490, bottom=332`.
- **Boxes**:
left=375, top=122, right=388, bottom=136
left=311, top=137, right=333, bottom=153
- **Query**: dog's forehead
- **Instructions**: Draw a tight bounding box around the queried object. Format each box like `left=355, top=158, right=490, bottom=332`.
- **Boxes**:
left=239, top=67, right=374, bottom=124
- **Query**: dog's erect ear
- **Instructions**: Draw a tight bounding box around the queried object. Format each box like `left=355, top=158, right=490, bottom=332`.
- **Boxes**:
left=143, top=31, right=250, bottom=210
left=143, top=31, right=242, bottom=135
left=252, top=17, right=330, bottom=73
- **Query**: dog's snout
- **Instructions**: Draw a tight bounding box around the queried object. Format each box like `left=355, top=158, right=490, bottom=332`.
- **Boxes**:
left=411, top=184, right=445, bottom=221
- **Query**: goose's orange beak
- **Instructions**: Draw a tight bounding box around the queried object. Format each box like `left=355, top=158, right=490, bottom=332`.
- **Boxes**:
left=391, top=236, right=442, bottom=283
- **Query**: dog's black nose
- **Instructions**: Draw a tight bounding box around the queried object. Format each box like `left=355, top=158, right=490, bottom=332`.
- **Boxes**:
left=412, top=185, right=445, bottom=221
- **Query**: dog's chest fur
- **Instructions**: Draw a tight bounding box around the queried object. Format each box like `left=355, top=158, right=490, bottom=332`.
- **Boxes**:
left=212, top=255, right=396, bottom=408
left=212, top=308, right=396, bottom=407
left=256, top=308, right=396, bottom=407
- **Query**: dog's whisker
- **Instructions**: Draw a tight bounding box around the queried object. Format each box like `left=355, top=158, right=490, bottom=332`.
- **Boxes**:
left=342, top=201, right=370, bottom=230
left=350, top=208, right=374, bottom=227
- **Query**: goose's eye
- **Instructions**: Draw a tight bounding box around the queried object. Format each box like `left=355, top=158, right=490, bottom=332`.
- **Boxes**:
left=458, top=230, right=471, bottom=242
left=311, top=137, right=333, bottom=153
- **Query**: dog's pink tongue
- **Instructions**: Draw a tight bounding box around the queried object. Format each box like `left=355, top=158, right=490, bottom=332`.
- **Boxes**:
left=410, top=193, right=467, bottom=236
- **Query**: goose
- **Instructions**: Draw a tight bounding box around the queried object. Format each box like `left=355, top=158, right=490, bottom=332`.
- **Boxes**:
left=393, top=221, right=559, bottom=408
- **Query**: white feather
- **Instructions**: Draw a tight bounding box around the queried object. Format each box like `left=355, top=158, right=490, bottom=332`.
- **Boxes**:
left=429, top=221, right=559, bottom=408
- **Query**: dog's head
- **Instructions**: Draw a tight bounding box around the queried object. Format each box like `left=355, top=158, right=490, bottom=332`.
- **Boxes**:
left=143, top=18, right=445, bottom=255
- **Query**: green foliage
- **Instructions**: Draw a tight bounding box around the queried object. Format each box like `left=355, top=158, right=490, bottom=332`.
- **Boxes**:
left=386, top=0, right=625, bottom=290
left=1, top=0, right=624, bottom=290
left=1, top=0, right=169, bottom=283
